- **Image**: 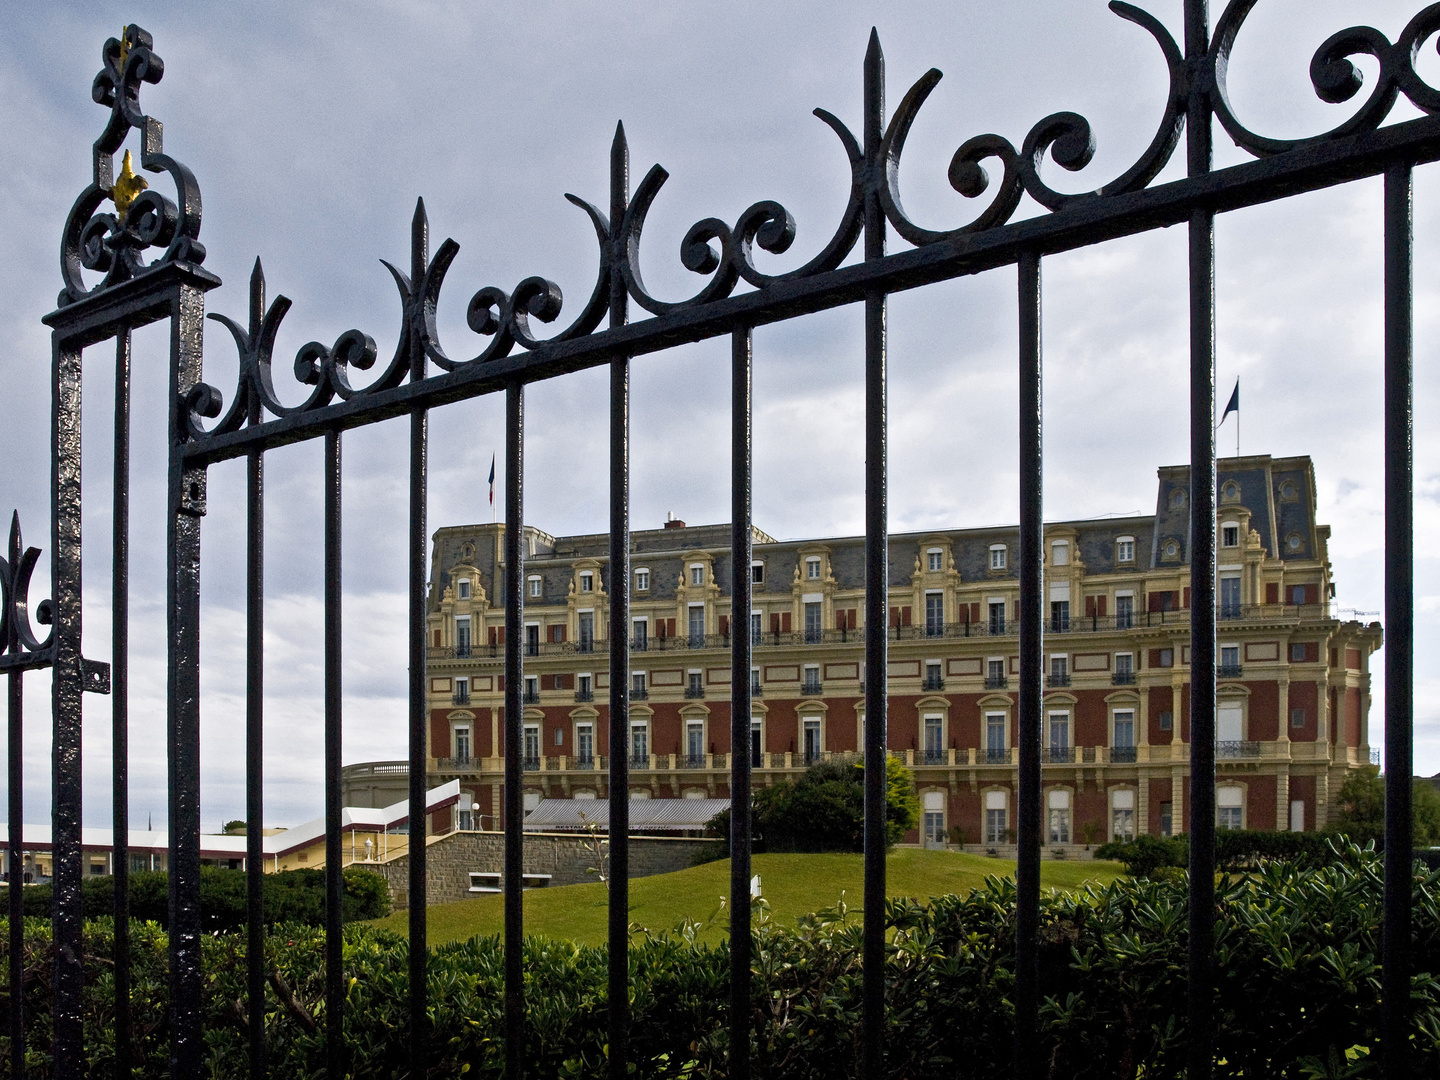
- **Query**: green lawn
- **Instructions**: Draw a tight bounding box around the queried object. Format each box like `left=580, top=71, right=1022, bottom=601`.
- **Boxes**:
left=371, top=849, right=1124, bottom=947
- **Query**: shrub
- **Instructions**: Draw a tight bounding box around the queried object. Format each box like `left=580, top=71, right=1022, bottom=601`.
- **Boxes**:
left=0, top=866, right=388, bottom=932
left=2, top=845, right=1437, bottom=1077
left=1094, top=833, right=1187, bottom=877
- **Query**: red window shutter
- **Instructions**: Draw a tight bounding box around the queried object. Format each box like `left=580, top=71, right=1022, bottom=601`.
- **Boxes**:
left=848, top=609, right=858, bottom=629
left=433, top=629, right=441, bottom=647
left=902, top=606, right=912, bottom=626
left=1182, top=587, right=1191, bottom=609
left=1265, top=583, right=1279, bottom=604
left=719, top=615, right=730, bottom=636
left=1147, top=592, right=1159, bottom=613
left=1085, top=596, right=1097, bottom=618
left=667, top=618, right=677, bottom=637
left=489, top=627, right=498, bottom=646
left=1305, top=584, right=1319, bottom=605
left=890, top=606, right=899, bottom=627
left=781, top=613, right=791, bottom=633
left=770, top=613, right=781, bottom=633
left=498, top=675, right=505, bottom=691
left=971, top=602, right=980, bottom=623
left=1098, top=596, right=1107, bottom=617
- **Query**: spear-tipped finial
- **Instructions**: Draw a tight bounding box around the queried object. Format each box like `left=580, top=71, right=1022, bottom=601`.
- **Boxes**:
left=412, top=197, right=429, bottom=284
left=610, top=121, right=629, bottom=228
left=249, top=257, right=266, bottom=337
left=8, top=510, right=20, bottom=566
left=111, top=149, right=148, bottom=219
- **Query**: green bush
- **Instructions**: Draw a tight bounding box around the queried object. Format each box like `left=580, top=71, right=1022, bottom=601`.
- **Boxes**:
left=1094, top=833, right=1188, bottom=877
left=0, top=866, right=388, bottom=932
left=2, top=844, right=1437, bottom=1077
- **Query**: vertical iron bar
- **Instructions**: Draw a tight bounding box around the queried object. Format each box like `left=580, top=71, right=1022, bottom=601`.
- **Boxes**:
left=50, top=330, right=84, bottom=1080
left=112, top=329, right=132, bottom=1080
left=1014, top=250, right=1043, bottom=1080
left=606, top=122, right=632, bottom=1080
left=408, top=201, right=432, bottom=1075
left=324, top=428, right=344, bottom=1079
left=504, top=381, right=525, bottom=1080
left=1184, top=4, right=1216, bottom=1077
left=861, top=28, right=888, bottom=1079
left=1381, top=163, right=1413, bottom=1080
left=245, top=338, right=266, bottom=1077
left=729, top=324, right=753, bottom=1080
left=8, top=666, right=22, bottom=1079
left=167, top=285, right=208, bottom=1080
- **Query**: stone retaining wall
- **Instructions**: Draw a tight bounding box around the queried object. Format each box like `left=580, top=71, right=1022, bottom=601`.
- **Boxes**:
left=357, top=830, right=713, bottom=908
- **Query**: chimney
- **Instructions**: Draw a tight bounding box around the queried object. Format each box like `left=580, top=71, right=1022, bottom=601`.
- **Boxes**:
left=664, top=510, right=685, bottom=530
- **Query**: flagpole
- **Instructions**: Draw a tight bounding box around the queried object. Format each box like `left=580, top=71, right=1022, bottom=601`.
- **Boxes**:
left=1236, top=377, right=1240, bottom=459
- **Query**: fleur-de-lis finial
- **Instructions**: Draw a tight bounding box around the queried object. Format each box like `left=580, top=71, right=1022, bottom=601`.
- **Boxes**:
left=111, top=149, right=147, bottom=219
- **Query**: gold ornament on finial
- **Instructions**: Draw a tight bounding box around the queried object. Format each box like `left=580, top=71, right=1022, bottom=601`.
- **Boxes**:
left=111, top=150, right=148, bottom=219
left=118, top=26, right=130, bottom=70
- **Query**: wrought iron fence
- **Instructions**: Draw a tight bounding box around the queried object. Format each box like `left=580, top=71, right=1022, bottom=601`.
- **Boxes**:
left=1, top=5, right=1428, bottom=1079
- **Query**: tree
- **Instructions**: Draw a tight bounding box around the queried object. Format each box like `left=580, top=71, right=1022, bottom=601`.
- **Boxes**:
left=221, top=819, right=247, bottom=835
left=1328, top=766, right=1440, bottom=847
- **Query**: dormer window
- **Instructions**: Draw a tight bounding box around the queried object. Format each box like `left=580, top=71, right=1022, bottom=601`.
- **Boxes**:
left=751, top=561, right=764, bottom=585
left=927, top=548, right=943, bottom=572
left=1221, top=480, right=1240, bottom=503
left=457, top=578, right=471, bottom=599
left=1170, top=488, right=1186, bottom=509
left=635, top=568, right=650, bottom=592
left=989, top=544, right=1007, bottom=570
left=1116, top=536, right=1135, bottom=563
left=1051, top=541, right=1069, bottom=566
left=527, top=575, right=542, bottom=598
left=1221, top=524, right=1240, bottom=548
left=579, top=571, right=594, bottom=593
left=806, top=557, right=821, bottom=580
left=690, top=563, right=705, bottom=587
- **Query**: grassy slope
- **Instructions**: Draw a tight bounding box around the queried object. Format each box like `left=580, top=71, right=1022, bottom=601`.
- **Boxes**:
left=372, top=849, right=1124, bottom=947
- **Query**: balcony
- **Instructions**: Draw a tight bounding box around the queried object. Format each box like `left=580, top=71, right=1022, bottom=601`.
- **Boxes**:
left=1049, top=616, right=1070, bottom=634
left=576, top=638, right=595, bottom=654
left=631, top=637, right=648, bottom=652
left=1046, top=674, right=1070, bottom=688
left=682, top=754, right=707, bottom=769
left=921, top=675, right=945, bottom=691
left=522, top=689, right=541, bottom=704
left=437, top=756, right=473, bottom=771
left=522, top=756, right=541, bottom=772
left=1216, top=740, right=1260, bottom=759
left=452, top=689, right=471, bottom=706
left=630, top=687, right=649, bottom=701
left=455, top=643, right=472, bottom=659
left=1111, top=671, right=1136, bottom=686
left=630, top=754, right=651, bottom=771
left=1219, top=663, right=1243, bottom=679
left=684, top=685, right=706, bottom=699
left=985, top=675, right=1008, bottom=689
left=921, top=749, right=947, bottom=765
left=1110, top=745, right=1138, bottom=763
left=750, top=683, right=763, bottom=698
left=570, top=688, right=592, bottom=703
left=1042, top=746, right=1075, bottom=764
left=800, top=680, right=823, bottom=696
left=983, top=747, right=1012, bottom=765
left=574, top=754, right=595, bottom=769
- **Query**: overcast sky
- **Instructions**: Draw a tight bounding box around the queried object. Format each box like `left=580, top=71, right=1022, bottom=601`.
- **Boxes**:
left=2, top=1, right=1437, bottom=831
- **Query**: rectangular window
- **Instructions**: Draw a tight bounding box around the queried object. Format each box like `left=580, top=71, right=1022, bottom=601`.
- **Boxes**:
left=578, top=611, right=594, bottom=652
left=1290, top=584, right=1306, bottom=606
left=986, top=658, right=1006, bottom=688
left=985, top=807, right=1007, bottom=844
left=1112, top=790, right=1136, bottom=840
left=1222, top=524, right=1240, bottom=547
left=806, top=557, right=821, bottom=580
left=688, top=604, right=706, bottom=647
left=925, top=592, right=944, bottom=636
left=457, top=578, right=471, bottom=599
left=528, top=576, right=542, bottom=598
left=1218, top=702, right=1243, bottom=742
left=1220, top=645, right=1241, bottom=675
left=1050, top=600, right=1069, bottom=633
left=690, top=564, right=704, bottom=587
left=453, top=726, right=471, bottom=762
left=802, top=665, right=821, bottom=694
left=1290, top=799, right=1305, bottom=832
left=1290, top=707, right=1306, bottom=728
left=579, top=571, right=593, bottom=593
left=924, top=810, right=945, bottom=845
left=927, top=548, right=943, bottom=572
left=750, top=611, right=762, bottom=644
left=751, top=668, right=762, bottom=696
left=1290, top=642, right=1306, bottom=662
left=688, top=671, right=704, bottom=696
left=687, top=721, right=705, bottom=763
left=631, top=672, right=647, bottom=698
left=455, top=617, right=472, bottom=658
left=1115, top=593, right=1134, bottom=629
left=1048, top=802, right=1072, bottom=844
left=804, top=601, right=823, bottom=643
left=453, top=676, right=470, bottom=705
left=555, top=727, right=564, bottom=746
left=751, top=719, right=763, bottom=768
left=1159, top=710, right=1173, bottom=731
left=1218, top=806, right=1243, bottom=830
left=986, top=713, right=1007, bottom=761
left=990, top=545, right=1007, bottom=570
left=803, top=718, right=822, bottom=763
left=1049, top=655, right=1068, bottom=686
left=1114, top=653, right=1134, bottom=684
left=924, top=714, right=943, bottom=761
left=1113, top=710, right=1135, bottom=749
left=1159, top=802, right=1174, bottom=836
left=525, top=623, right=539, bottom=657
left=1220, top=574, right=1242, bottom=618
left=924, top=660, right=942, bottom=690
left=576, top=724, right=594, bottom=765
left=524, top=674, right=539, bottom=701
left=1158, top=647, right=1174, bottom=668
left=988, top=601, right=1006, bottom=635
left=635, top=569, right=650, bottom=591
left=575, top=674, right=592, bottom=701
left=630, top=722, right=649, bottom=763
left=1051, top=541, right=1069, bottom=566
left=752, top=562, right=764, bottom=585
left=1048, top=713, right=1070, bottom=760
left=632, top=619, right=647, bottom=651
left=1117, top=537, right=1135, bottom=562
left=523, top=725, right=540, bottom=765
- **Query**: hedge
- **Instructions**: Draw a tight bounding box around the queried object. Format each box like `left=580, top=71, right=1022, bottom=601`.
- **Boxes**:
left=2, top=845, right=1437, bottom=1077
left=0, top=866, right=389, bottom=931
left=1093, top=830, right=1401, bottom=876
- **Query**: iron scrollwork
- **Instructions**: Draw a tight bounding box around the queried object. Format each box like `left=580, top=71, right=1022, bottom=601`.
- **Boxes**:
left=187, top=0, right=1440, bottom=444
left=0, top=513, right=54, bottom=670
left=58, top=25, right=206, bottom=308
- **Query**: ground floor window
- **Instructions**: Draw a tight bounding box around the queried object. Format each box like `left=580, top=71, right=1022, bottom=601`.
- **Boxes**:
left=1159, top=801, right=1173, bottom=836
left=1111, top=788, right=1135, bottom=840
left=1047, top=789, right=1071, bottom=844
left=922, top=791, right=945, bottom=844
left=1217, top=786, right=1243, bottom=830
left=984, top=790, right=1007, bottom=843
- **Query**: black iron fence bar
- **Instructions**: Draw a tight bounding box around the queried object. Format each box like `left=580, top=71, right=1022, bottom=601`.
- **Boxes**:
left=607, top=121, right=632, bottom=1080
left=6, top=660, right=20, bottom=1080
left=323, top=428, right=344, bottom=1077
left=730, top=323, right=754, bottom=1080
left=408, top=202, right=435, bottom=1073
left=860, top=30, right=887, bottom=1076
left=1014, top=248, right=1043, bottom=1080
left=1186, top=3, right=1217, bottom=1075
left=245, top=265, right=267, bottom=1080
left=1382, top=162, right=1414, bottom=1079
left=181, top=118, right=1440, bottom=469
left=112, top=328, right=133, bottom=1080
left=504, top=380, right=526, bottom=1078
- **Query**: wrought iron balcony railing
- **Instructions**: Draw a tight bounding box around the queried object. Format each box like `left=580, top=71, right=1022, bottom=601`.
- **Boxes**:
left=574, top=688, right=594, bottom=702
left=630, top=687, right=648, bottom=700
left=522, top=689, right=541, bottom=704
left=1047, top=674, right=1071, bottom=688
left=1218, top=663, right=1244, bottom=679
left=921, top=675, right=945, bottom=691
left=1042, top=746, right=1075, bottom=764
left=1110, top=745, right=1138, bottom=763
left=684, top=685, right=705, bottom=699
left=522, top=756, right=541, bottom=772
left=983, top=747, right=1012, bottom=765
left=800, top=680, right=823, bottom=696
left=452, top=689, right=471, bottom=705
left=1112, top=671, right=1136, bottom=685
left=1215, top=740, right=1260, bottom=759
left=630, top=754, right=651, bottom=771
left=985, top=674, right=1008, bottom=689
left=921, top=749, right=946, bottom=765
left=682, top=754, right=707, bottom=769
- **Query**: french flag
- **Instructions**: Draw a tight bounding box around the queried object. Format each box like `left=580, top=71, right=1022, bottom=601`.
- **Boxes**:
left=488, top=453, right=495, bottom=506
